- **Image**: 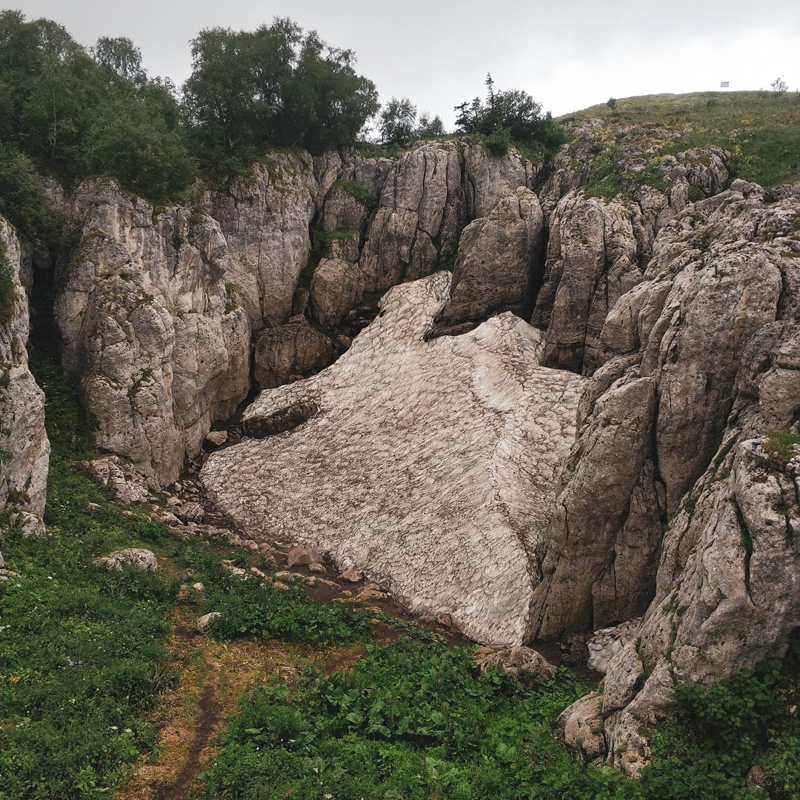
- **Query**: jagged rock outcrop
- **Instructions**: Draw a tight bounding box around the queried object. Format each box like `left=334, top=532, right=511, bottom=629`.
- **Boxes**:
left=55, top=180, right=250, bottom=488
left=463, top=142, right=538, bottom=219
left=0, top=218, right=50, bottom=535
left=430, top=188, right=544, bottom=336
left=358, top=143, right=465, bottom=291
left=533, top=127, right=732, bottom=375
left=555, top=181, right=800, bottom=772
left=529, top=180, right=800, bottom=642
left=209, top=154, right=317, bottom=330
left=531, top=193, right=641, bottom=373
left=202, top=273, right=585, bottom=644
left=309, top=258, right=364, bottom=327
left=253, top=315, right=333, bottom=389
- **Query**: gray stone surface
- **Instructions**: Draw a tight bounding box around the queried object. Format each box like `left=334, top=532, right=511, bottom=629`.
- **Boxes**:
left=0, top=218, right=49, bottom=529
left=309, top=259, right=364, bottom=328
left=93, top=548, right=158, bottom=572
left=209, top=154, right=317, bottom=330
left=431, top=188, right=544, bottom=336
left=253, top=316, right=334, bottom=390
left=55, top=180, right=250, bottom=488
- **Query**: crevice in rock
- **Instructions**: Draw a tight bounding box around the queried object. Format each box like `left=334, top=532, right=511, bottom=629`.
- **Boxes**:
left=527, top=222, right=549, bottom=321
left=243, top=401, right=319, bottom=438
left=733, top=497, right=755, bottom=605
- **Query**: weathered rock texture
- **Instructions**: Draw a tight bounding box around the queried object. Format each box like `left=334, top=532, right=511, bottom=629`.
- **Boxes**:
left=202, top=273, right=585, bottom=644
left=309, top=258, right=364, bottom=327
left=555, top=180, right=800, bottom=773
left=254, top=316, right=334, bottom=390
left=0, top=218, right=49, bottom=532
left=533, top=128, right=732, bottom=376
left=358, top=143, right=466, bottom=292
left=431, top=188, right=544, bottom=336
left=208, top=154, right=317, bottom=330
left=529, top=180, right=800, bottom=643
left=55, top=180, right=250, bottom=487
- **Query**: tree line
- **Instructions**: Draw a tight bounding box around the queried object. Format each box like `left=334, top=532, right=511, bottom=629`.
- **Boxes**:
left=0, top=11, right=565, bottom=229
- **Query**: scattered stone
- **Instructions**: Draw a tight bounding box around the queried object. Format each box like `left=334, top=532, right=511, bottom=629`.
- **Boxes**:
left=286, top=544, right=323, bottom=568
left=474, top=646, right=556, bottom=689
left=274, top=581, right=289, bottom=591
left=308, top=562, right=327, bottom=574
left=205, top=430, right=228, bottom=447
left=93, top=548, right=158, bottom=572
left=192, top=582, right=205, bottom=592
left=153, top=510, right=182, bottom=526
left=174, top=501, right=205, bottom=523
left=588, top=618, right=642, bottom=674
left=357, top=588, right=387, bottom=602
left=435, top=613, right=453, bottom=628
left=87, top=502, right=100, bottom=513
left=75, top=456, right=153, bottom=504
left=558, top=692, right=606, bottom=762
left=341, top=569, right=362, bottom=583
left=340, top=590, right=353, bottom=598
left=197, top=611, right=222, bottom=631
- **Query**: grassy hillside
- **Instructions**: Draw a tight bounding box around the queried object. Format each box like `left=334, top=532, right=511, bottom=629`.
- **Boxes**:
left=560, top=91, right=799, bottom=190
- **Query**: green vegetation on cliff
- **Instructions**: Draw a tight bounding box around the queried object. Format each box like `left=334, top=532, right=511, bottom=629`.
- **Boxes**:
left=562, top=91, right=799, bottom=189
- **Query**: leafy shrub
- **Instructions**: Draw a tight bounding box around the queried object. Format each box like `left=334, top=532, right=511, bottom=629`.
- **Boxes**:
left=204, top=640, right=602, bottom=800
left=455, top=74, right=566, bottom=158
left=755, top=430, right=799, bottom=474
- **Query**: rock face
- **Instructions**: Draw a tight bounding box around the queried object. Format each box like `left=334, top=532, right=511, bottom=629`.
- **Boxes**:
left=533, top=131, right=732, bottom=376
left=431, top=188, right=545, bottom=336
left=253, top=316, right=334, bottom=390
left=529, top=180, right=800, bottom=641
left=209, top=154, right=317, bottom=330
left=0, top=218, right=49, bottom=533
left=309, top=258, right=365, bottom=327
left=358, top=143, right=465, bottom=292
left=55, top=180, right=250, bottom=488
left=202, top=273, right=585, bottom=644
left=550, top=179, right=800, bottom=772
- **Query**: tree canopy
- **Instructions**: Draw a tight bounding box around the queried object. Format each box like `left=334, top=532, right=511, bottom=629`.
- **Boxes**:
left=454, top=74, right=566, bottom=155
left=182, top=19, right=380, bottom=173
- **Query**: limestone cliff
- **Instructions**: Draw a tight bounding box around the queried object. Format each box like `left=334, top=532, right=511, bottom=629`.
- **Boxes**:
left=55, top=181, right=250, bottom=487
left=0, top=218, right=50, bottom=535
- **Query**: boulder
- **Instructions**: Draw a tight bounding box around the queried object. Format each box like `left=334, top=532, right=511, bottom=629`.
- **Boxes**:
left=75, top=456, right=152, bottom=503
left=558, top=692, right=606, bottom=762
left=93, top=548, right=158, bottom=572
left=254, top=316, right=333, bottom=390
left=309, top=259, right=364, bottom=327
left=474, top=646, right=556, bottom=688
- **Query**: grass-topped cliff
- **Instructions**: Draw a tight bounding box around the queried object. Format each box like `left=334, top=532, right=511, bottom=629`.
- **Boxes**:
left=560, top=91, right=799, bottom=190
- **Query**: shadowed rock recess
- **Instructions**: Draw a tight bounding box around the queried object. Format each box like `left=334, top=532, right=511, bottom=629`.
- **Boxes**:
left=202, top=273, right=585, bottom=644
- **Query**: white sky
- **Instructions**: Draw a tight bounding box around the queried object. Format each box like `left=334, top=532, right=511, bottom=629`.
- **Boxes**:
left=6, top=0, right=800, bottom=127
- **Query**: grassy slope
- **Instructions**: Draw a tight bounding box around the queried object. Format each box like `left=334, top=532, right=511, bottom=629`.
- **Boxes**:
left=559, top=91, right=800, bottom=190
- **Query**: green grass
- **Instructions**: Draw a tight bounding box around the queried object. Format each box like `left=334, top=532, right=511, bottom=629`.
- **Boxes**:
left=754, top=429, right=800, bottom=475
left=561, top=91, right=800, bottom=189
left=201, top=640, right=609, bottom=800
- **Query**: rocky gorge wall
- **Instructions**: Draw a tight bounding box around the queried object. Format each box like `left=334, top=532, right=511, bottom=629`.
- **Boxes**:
left=0, top=218, right=50, bottom=536
left=5, top=121, right=800, bottom=773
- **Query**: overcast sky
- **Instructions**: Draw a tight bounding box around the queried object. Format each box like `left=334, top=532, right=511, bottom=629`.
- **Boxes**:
left=7, top=0, right=800, bottom=127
